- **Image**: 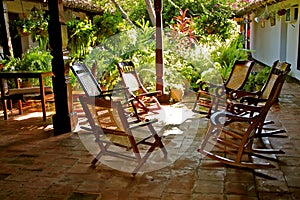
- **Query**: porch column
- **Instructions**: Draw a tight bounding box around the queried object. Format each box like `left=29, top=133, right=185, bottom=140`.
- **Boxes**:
left=48, top=0, right=72, bottom=134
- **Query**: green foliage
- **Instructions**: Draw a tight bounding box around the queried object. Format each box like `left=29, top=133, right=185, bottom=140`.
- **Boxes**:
left=129, top=1, right=150, bottom=23
left=0, top=47, right=53, bottom=86
left=1, top=47, right=52, bottom=72
left=243, top=66, right=270, bottom=92
left=67, top=17, right=96, bottom=60
left=93, top=10, right=128, bottom=43
left=242, top=72, right=255, bottom=92
left=83, top=29, right=142, bottom=90
left=254, top=66, right=270, bottom=85
left=191, top=0, right=235, bottom=42
left=210, top=34, right=251, bottom=80
left=78, top=0, right=248, bottom=94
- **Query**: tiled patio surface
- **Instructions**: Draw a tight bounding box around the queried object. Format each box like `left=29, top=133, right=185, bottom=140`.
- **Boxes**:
left=0, top=76, right=299, bottom=200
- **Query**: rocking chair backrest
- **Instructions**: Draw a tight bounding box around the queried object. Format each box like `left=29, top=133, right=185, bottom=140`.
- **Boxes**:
left=259, top=60, right=291, bottom=100
left=225, top=60, right=254, bottom=91
left=71, top=62, right=103, bottom=97
left=116, top=61, right=147, bottom=94
left=256, top=74, right=287, bottom=122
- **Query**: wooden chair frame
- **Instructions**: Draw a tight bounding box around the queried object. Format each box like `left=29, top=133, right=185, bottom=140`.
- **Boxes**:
left=198, top=73, right=287, bottom=169
left=228, top=60, right=291, bottom=137
left=116, top=61, right=161, bottom=114
left=79, top=95, right=167, bottom=175
left=71, top=62, right=140, bottom=127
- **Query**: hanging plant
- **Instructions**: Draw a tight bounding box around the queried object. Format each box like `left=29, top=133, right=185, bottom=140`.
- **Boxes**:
left=262, top=5, right=270, bottom=20
left=277, top=0, right=287, bottom=16
left=15, top=9, right=49, bottom=49
left=277, top=9, right=287, bottom=16
left=66, top=17, right=96, bottom=60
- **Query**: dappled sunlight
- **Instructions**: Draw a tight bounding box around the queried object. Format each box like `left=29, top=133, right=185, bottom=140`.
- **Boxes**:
left=14, top=112, right=48, bottom=121
left=76, top=101, right=206, bottom=174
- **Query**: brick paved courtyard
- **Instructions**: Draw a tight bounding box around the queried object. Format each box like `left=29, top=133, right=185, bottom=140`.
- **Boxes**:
left=0, top=77, right=299, bottom=199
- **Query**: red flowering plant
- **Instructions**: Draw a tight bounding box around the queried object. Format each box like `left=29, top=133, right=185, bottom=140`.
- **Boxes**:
left=168, top=8, right=198, bottom=46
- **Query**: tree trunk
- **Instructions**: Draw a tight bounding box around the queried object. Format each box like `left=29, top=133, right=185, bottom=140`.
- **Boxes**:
left=145, top=0, right=156, bottom=26
left=110, top=0, right=135, bottom=28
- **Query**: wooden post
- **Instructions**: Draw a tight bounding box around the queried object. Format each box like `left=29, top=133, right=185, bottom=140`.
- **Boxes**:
left=48, top=0, right=72, bottom=134
left=154, top=0, right=164, bottom=94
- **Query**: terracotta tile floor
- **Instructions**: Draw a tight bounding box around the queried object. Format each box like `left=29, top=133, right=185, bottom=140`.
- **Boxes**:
left=0, top=77, right=300, bottom=200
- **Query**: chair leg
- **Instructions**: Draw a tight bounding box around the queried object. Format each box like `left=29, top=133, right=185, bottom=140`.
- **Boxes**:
left=198, top=124, right=277, bottom=169
left=256, top=124, right=287, bottom=138
left=148, top=125, right=167, bottom=158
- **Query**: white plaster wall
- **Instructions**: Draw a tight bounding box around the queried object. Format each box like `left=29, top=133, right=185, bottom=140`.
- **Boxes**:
left=250, top=16, right=282, bottom=67
left=249, top=0, right=300, bottom=81
left=286, top=19, right=300, bottom=80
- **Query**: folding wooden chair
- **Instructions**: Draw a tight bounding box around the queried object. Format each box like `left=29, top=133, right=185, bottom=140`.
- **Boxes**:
left=228, top=60, right=291, bottom=137
left=79, top=95, right=167, bottom=175
left=116, top=61, right=161, bottom=114
left=192, top=60, right=254, bottom=117
left=71, top=62, right=113, bottom=98
left=71, top=62, right=140, bottom=126
left=198, top=73, right=287, bottom=169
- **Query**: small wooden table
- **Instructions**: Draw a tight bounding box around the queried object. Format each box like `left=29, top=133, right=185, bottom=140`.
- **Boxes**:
left=0, top=71, right=53, bottom=121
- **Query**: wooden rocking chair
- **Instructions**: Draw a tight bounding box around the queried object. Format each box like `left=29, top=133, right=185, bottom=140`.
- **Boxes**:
left=71, top=62, right=140, bottom=127
left=79, top=95, right=167, bottom=175
left=116, top=61, right=161, bottom=114
left=192, top=60, right=254, bottom=117
left=198, top=73, right=287, bottom=169
left=228, top=60, right=291, bottom=137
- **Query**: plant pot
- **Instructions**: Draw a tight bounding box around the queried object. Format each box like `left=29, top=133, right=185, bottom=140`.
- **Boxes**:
left=157, top=93, right=170, bottom=104
left=170, top=88, right=184, bottom=102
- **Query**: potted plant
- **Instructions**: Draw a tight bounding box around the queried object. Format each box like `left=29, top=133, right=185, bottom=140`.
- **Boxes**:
left=169, top=83, right=184, bottom=103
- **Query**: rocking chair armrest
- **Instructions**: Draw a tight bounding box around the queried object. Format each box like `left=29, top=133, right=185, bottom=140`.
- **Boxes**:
left=136, top=90, right=162, bottom=98
left=229, top=90, right=260, bottom=100
left=228, top=102, right=263, bottom=115
left=210, top=110, right=257, bottom=126
left=197, top=81, right=221, bottom=92
left=240, top=96, right=266, bottom=105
